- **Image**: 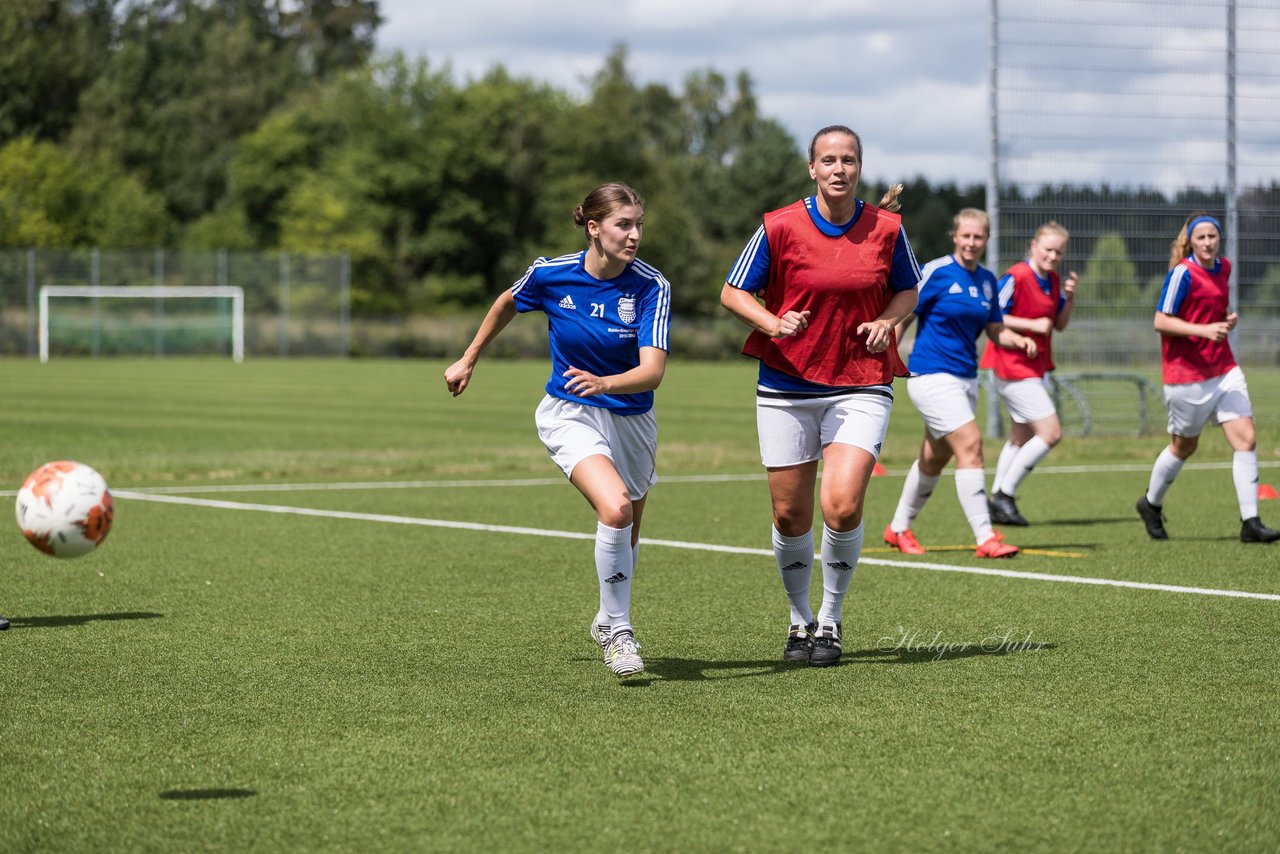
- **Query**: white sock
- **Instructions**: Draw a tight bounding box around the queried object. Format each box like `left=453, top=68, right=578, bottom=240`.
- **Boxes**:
left=1002, top=435, right=1052, bottom=497
left=955, top=467, right=994, bottom=544
left=595, top=522, right=633, bottom=633
left=595, top=542, right=640, bottom=629
left=891, top=460, right=940, bottom=532
left=1233, top=450, right=1260, bottom=520
left=992, top=441, right=1019, bottom=494
left=772, top=526, right=814, bottom=626
left=1147, top=447, right=1184, bottom=506
left=817, top=523, right=862, bottom=626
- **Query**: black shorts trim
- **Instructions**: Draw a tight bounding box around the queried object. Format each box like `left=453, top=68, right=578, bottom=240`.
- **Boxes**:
left=756, top=385, right=894, bottom=401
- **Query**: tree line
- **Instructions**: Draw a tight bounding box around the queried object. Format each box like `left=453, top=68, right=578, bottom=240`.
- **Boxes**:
left=3, top=1, right=1277, bottom=318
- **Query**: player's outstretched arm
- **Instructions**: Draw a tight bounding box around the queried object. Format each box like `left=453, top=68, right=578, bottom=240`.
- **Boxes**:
left=444, top=290, right=517, bottom=396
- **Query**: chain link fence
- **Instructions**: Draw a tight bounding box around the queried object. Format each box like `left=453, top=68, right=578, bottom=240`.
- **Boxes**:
left=0, top=248, right=351, bottom=358
left=992, top=0, right=1280, bottom=369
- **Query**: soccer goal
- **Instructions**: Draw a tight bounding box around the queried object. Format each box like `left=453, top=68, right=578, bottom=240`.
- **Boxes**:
left=1050, top=372, right=1158, bottom=437
left=39, top=286, right=245, bottom=363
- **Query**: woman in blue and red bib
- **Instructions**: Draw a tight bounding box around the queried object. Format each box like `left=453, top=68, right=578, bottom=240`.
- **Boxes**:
left=1135, top=212, right=1279, bottom=543
left=982, top=221, right=1078, bottom=527
left=721, top=125, right=920, bottom=668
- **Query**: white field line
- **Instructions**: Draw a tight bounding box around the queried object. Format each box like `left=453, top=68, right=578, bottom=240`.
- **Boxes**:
left=112, top=490, right=1280, bottom=603
left=3, top=459, right=1274, bottom=498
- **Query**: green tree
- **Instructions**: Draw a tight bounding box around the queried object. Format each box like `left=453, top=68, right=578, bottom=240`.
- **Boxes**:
left=68, top=0, right=379, bottom=223
left=1083, top=232, right=1141, bottom=306
left=0, top=0, right=117, bottom=143
left=0, top=137, right=169, bottom=247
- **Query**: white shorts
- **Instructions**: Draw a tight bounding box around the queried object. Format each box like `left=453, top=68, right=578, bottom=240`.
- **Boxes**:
left=907, top=373, right=979, bottom=439
left=1163, top=366, right=1252, bottom=438
left=992, top=374, right=1057, bottom=424
left=534, top=395, right=658, bottom=500
left=755, top=388, right=893, bottom=468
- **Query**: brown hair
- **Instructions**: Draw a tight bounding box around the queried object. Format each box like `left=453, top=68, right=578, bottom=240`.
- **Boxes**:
left=807, top=126, right=903, bottom=212
left=573, top=183, right=644, bottom=235
left=808, top=125, right=862, bottom=163
left=1168, top=210, right=1219, bottom=270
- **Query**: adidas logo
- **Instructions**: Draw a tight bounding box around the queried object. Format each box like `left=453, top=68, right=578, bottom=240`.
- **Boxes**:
left=604, top=572, right=628, bottom=584
left=559, top=295, right=576, bottom=310
left=948, top=283, right=963, bottom=294
left=825, top=561, right=853, bottom=572
left=874, top=442, right=882, bottom=453
left=781, top=561, right=809, bottom=572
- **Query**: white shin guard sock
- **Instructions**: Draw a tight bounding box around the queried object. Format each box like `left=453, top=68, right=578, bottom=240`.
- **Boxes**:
left=817, top=523, right=862, bottom=626
left=1003, top=436, right=1052, bottom=497
left=595, top=522, right=634, bottom=633
left=992, top=441, right=1019, bottom=495
left=891, top=460, right=940, bottom=532
left=772, top=526, right=814, bottom=626
left=1233, top=450, right=1260, bottom=520
left=1147, top=447, right=1185, bottom=507
left=954, top=467, right=994, bottom=544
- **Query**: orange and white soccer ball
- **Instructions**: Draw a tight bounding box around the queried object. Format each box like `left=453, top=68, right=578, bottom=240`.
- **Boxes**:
left=15, top=461, right=114, bottom=558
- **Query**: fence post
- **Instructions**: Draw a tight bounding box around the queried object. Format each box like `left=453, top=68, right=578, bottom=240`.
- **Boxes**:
left=26, top=248, right=36, bottom=357
left=217, top=249, right=229, bottom=357
left=155, top=248, right=165, bottom=357
left=91, top=249, right=102, bottom=356
left=278, top=252, right=290, bottom=357
left=339, top=253, right=351, bottom=357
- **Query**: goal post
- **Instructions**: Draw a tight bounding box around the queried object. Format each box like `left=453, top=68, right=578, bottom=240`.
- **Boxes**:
left=39, top=285, right=245, bottom=363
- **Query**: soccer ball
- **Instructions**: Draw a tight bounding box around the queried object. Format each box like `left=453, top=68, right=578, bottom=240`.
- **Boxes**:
left=14, top=461, right=114, bottom=558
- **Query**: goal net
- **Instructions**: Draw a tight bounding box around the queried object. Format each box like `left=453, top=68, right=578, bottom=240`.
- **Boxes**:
left=39, top=286, right=244, bottom=363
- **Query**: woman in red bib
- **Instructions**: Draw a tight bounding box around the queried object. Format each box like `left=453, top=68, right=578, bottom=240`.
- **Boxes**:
left=721, top=125, right=920, bottom=668
left=1135, top=212, right=1279, bottom=543
left=983, top=221, right=1078, bottom=526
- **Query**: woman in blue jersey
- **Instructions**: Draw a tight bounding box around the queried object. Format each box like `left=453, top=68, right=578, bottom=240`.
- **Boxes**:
left=444, top=183, right=672, bottom=678
left=884, top=209, right=1036, bottom=558
left=721, top=124, right=919, bottom=668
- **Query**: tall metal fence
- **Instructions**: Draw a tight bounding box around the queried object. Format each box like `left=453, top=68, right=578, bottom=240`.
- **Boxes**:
left=0, top=248, right=351, bottom=358
left=990, top=0, right=1280, bottom=368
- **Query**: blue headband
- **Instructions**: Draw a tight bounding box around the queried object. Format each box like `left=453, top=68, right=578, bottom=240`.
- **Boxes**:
left=1187, top=216, right=1222, bottom=241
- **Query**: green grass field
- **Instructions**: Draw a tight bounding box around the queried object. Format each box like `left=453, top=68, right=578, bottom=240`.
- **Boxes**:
left=2, top=358, right=1279, bottom=851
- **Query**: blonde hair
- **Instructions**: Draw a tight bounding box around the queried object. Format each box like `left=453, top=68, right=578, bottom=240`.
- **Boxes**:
left=573, top=183, right=644, bottom=236
left=951, top=207, right=990, bottom=235
left=878, top=183, right=904, bottom=213
left=1168, top=210, right=1219, bottom=270
left=1032, top=220, right=1069, bottom=246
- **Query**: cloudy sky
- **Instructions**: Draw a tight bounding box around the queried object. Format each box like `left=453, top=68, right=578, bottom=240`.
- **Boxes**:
left=374, top=1, right=1280, bottom=192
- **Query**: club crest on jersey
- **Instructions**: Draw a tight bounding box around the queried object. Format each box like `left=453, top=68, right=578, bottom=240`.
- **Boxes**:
left=618, top=295, right=637, bottom=324
left=983, top=282, right=994, bottom=300
left=969, top=285, right=979, bottom=298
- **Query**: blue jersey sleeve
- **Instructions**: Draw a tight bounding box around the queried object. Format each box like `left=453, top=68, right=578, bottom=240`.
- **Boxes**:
left=726, top=225, right=770, bottom=293
left=511, top=259, right=547, bottom=313
left=635, top=262, right=673, bottom=352
left=995, top=273, right=1015, bottom=310
left=1157, top=266, right=1190, bottom=316
left=913, top=257, right=951, bottom=317
left=889, top=225, right=921, bottom=293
